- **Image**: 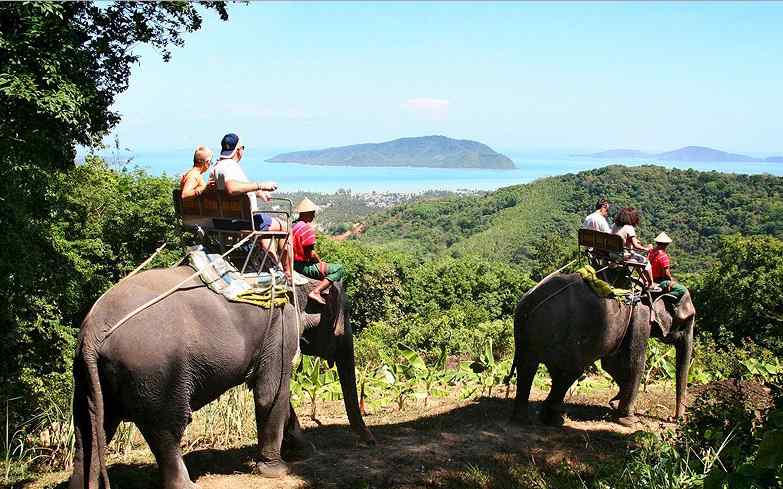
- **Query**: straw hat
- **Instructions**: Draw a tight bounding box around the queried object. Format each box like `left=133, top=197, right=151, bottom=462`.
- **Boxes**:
left=654, top=232, right=672, bottom=244
left=294, top=197, right=318, bottom=214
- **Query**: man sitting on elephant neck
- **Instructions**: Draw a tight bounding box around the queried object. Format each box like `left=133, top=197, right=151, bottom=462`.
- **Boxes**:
left=291, top=197, right=345, bottom=305
left=648, top=232, right=676, bottom=292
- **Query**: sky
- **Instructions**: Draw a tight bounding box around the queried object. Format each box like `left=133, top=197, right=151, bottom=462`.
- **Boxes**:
left=109, top=2, right=783, bottom=155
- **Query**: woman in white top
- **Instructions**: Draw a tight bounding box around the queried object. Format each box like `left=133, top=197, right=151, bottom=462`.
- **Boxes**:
left=611, top=207, right=656, bottom=289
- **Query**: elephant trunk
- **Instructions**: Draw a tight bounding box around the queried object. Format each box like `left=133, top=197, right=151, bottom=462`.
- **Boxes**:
left=673, top=317, right=694, bottom=419
left=335, top=334, right=376, bottom=445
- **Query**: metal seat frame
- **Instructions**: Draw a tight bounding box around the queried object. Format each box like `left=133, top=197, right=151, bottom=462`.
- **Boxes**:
left=173, top=188, right=294, bottom=276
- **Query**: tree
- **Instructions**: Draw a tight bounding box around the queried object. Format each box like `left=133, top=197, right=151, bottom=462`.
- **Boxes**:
left=0, top=2, right=228, bottom=418
left=695, top=235, right=783, bottom=355
left=0, top=2, right=228, bottom=169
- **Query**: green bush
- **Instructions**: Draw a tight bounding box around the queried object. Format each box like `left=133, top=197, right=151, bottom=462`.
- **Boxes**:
left=695, top=234, right=783, bottom=356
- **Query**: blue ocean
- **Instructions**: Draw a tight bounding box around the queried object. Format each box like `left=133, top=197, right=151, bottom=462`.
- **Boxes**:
left=93, top=149, right=783, bottom=194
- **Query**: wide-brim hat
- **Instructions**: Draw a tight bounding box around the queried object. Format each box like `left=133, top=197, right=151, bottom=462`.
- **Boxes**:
left=220, top=133, right=241, bottom=158
left=654, top=232, right=672, bottom=244
left=294, top=197, right=318, bottom=214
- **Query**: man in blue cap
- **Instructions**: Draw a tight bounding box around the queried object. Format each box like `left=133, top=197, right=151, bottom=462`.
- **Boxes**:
left=211, top=133, right=290, bottom=273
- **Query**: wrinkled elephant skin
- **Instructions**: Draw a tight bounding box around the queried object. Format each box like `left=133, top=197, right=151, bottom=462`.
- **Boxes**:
left=69, top=267, right=299, bottom=489
left=509, top=273, right=695, bottom=426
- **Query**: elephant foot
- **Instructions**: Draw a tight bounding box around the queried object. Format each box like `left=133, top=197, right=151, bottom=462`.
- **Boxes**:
left=540, top=406, right=565, bottom=427
left=282, top=437, right=316, bottom=461
left=616, top=415, right=638, bottom=427
left=608, top=397, right=620, bottom=411
left=253, top=459, right=290, bottom=478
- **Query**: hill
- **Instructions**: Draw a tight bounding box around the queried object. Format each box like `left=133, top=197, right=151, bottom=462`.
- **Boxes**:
left=655, top=146, right=757, bottom=162
left=361, top=165, right=783, bottom=272
left=583, top=146, right=765, bottom=162
left=766, top=156, right=783, bottom=163
left=266, top=136, right=515, bottom=169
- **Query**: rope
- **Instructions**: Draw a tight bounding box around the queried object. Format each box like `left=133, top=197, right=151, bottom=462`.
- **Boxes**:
left=123, top=242, right=167, bottom=280
left=519, top=259, right=577, bottom=303
left=101, top=232, right=256, bottom=341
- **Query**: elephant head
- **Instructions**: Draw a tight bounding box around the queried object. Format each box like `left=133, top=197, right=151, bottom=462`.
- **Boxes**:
left=650, top=289, right=696, bottom=419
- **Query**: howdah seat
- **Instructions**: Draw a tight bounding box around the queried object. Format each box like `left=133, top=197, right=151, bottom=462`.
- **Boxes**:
left=578, top=228, right=646, bottom=290
left=173, top=188, right=292, bottom=274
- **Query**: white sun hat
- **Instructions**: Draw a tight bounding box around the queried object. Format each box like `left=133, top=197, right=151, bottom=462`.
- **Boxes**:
left=654, top=232, right=673, bottom=244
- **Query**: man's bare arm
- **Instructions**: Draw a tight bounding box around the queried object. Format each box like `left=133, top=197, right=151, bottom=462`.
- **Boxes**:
left=224, top=179, right=278, bottom=196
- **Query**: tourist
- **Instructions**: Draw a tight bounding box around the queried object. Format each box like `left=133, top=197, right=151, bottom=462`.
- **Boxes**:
left=582, top=197, right=611, bottom=233
left=179, top=145, right=212, bottom=199
left=211, top=133, right=290, bottom=273
left=612, top=207, right=657, bottom=290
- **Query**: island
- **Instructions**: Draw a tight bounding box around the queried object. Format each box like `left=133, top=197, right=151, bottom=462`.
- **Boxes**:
left=266, top=135, right=516, bottom=169
left=581, top=145, right=776, bottom=163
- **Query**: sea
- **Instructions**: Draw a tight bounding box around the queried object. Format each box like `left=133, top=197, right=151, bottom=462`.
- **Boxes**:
left=91, top=149, right=783, bottom=194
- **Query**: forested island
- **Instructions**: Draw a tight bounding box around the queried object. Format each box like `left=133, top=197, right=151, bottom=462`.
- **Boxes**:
left=266, top=135, right=516, bottom=169
left=580, top=145, right=781, bottom=162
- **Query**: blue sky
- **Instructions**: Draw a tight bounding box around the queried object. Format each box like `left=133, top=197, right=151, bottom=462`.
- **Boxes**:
left=109, top=2, right=783, bottom=155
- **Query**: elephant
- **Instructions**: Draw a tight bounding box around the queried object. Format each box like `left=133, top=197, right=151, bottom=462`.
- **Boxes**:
left=507, top=273, right=695, bottom=427
left=69, top=266, right=373, bottom=489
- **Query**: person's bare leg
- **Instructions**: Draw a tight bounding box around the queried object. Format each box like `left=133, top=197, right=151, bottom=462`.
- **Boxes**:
left=308, top=279, right=331, bottom=305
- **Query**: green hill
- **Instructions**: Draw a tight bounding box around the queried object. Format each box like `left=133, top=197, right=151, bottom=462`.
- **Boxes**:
left=361, top=165, right=783, bottom=272
left=266, top=135, right=515, bottom=169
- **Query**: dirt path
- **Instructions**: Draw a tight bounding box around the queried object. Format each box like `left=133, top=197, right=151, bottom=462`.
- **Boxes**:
left=26, top=384, right=677, bottom=489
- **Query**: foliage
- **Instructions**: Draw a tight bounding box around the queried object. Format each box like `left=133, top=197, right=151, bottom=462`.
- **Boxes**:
left=0, top=159, right=187, bottom=419
left=363, top=165, right=783, bottom=273
left=695, top=234, right=783, bottom=355
left=293, top=357, right=341, bottom=421
left=0, top=0, right=227, bottom=422
left=0, top=1, right=228, bottom=169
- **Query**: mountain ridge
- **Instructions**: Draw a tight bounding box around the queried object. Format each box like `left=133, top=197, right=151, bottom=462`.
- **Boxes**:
left=580, top=145, right=778, bottom=163
left=266, top=135, right=515, bottom=169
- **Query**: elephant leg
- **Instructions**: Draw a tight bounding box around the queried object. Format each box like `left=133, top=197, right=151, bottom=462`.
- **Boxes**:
left=511, top=355, right=538, bottom=425
left=282, top=402, right=315, bottom=461
left=138, top=423, right=195, bottom=489
left=601, top=356, right=623, bottom=411
left=540, top=367, right=582, bottom=427
left=252, top=312, right=297, bottom=478
left=614, top=317, right=649, bottom=426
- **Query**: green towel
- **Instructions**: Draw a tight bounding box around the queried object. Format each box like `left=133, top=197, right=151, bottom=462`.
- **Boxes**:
left=576, top=265, right=631, bottom=298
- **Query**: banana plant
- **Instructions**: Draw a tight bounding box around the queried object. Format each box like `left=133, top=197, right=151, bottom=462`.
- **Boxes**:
left=419, top=347, right=450, bottom=407
left=470, top=339, right=509, bottom=398
left=294, top=356, right=340, bottom=422
left=380, top=344, right=426, bottom=411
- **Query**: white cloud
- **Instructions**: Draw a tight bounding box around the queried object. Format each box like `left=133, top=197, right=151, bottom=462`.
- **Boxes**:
left=401, top=97, right=450, bottom=120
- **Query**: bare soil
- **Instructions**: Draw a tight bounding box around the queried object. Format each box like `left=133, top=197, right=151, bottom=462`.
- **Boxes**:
left=22, top=383, right=678, bottom=489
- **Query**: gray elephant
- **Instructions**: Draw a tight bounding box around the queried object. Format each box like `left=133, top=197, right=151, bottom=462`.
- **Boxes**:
left=69, top=267, right=372, bottom=489
left=508, top=273, right=695, bottom=426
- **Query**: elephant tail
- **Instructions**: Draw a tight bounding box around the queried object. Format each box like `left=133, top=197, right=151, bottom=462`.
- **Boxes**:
left=72, top=337, right=111, bottom=488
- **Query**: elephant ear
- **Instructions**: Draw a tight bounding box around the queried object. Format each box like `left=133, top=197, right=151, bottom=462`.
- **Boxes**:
left=651, top=299, right=673, bottom=338
left=329, top=281, right=346, bottom=336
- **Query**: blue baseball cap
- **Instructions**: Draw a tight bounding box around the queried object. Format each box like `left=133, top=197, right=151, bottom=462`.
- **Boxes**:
left=220, top=133, right=241, bottom=158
